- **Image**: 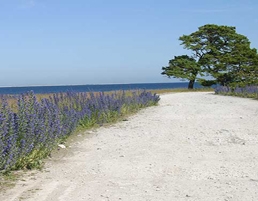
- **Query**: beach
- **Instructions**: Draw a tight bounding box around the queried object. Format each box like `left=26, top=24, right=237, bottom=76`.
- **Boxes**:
left=1, top=92, right=258, bottom=201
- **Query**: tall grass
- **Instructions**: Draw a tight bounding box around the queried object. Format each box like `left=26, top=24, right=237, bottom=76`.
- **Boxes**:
left=0, top=90, right=160, bottom=172
left=148, top=87, right=214, bottom=94
left=215, top=85, right=258, bottom=99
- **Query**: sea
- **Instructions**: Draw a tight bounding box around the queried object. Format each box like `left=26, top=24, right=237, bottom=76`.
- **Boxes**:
left=0, top=82, right=202, bottom=95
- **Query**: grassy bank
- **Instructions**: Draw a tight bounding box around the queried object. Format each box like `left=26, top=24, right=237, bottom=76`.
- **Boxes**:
left=0, top=87, right=212, bottom=174
left=148, top=87, right=214, bottom=94
left=0, top=90, right=160, bottom=173
left=215, top=86, right=258, bottom=99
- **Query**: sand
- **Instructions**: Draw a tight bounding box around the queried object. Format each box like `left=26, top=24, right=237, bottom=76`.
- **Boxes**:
left=1, top=92, right=258, bottom=201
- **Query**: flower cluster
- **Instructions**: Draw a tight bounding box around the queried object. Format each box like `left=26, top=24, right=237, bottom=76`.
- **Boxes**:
left=215, top=85, right=258, bottom=99
left=0, top=90, right=160, bottom=171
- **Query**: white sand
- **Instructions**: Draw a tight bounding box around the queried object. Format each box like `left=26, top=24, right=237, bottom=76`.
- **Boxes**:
left=1, top=92, right=258, bottom=201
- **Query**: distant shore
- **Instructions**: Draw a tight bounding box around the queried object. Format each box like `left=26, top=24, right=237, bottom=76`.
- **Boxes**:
left=0, top=82, right=204, bottom=95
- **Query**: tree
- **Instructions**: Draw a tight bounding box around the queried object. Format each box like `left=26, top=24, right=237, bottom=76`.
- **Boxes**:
left=197, top=78, right=217, bottom=87
left=161, top=55, right=200, bottom=89
left=162, top=24, right=258, bottom=88
left=179, top=24, right=258, bottom=87
left=222, top=44, right=258, bottom=86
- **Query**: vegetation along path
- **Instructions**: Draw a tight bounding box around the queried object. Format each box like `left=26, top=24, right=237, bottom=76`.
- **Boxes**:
left=1, top=92, right=258, bottom=201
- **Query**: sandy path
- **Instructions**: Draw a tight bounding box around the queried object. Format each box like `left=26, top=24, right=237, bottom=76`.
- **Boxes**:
left=1, top=92, right=258, bottom=201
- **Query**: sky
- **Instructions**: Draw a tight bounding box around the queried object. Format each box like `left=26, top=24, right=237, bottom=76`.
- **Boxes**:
left=0, top=0, right=258, bottom=86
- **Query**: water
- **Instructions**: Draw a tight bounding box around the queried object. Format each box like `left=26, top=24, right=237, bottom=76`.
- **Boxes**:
left=0, top=82, right=202, bottom=95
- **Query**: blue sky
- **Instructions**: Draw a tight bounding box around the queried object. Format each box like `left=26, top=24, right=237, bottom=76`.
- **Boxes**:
left=0, top=0, right=257, bottom=86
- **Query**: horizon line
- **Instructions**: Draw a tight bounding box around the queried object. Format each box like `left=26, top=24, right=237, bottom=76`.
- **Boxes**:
left=0, top=81, right=187, bottom=88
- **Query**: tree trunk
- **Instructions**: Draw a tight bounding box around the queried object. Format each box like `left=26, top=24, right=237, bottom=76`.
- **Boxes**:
left=188, top=80, right=195, bottom=89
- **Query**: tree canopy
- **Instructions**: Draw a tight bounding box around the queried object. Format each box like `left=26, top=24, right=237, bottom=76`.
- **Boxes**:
left=161, top=55, right=200, bottom=89
left=162, top=24, right=258, bottom=88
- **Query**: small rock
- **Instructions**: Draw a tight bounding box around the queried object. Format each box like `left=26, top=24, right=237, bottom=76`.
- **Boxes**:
left=58, top=144, right=66, bottom=149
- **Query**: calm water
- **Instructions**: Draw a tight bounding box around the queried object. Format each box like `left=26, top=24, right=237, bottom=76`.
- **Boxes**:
left=0, top=82, right=202, bottom=95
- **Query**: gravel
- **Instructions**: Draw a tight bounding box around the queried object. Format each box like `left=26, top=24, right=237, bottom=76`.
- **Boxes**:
left=1, top=92, right=258, bottom=201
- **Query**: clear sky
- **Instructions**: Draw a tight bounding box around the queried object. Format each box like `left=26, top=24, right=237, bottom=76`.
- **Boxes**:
left=0, top=0, right=257, bottom=86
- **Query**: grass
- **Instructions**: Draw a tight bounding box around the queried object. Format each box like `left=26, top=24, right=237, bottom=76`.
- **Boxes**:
left=0, top=171, right=23, bottom=192
left=0, top=88, right=213, bottom=111
left=147, top=87, right=214, bottom=94
left=215, top=85, right=258, bottom=100
left=0, top=87, right=213, bottom=190
left=1, top=90, right=160, bottom=172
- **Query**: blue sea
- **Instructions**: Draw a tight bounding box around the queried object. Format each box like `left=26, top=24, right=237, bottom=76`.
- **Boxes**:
left=0, top=82, right=202, bottom=95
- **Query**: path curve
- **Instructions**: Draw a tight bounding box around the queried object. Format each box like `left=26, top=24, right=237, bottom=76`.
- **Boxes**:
left=1, top=92, right=258, bottom=201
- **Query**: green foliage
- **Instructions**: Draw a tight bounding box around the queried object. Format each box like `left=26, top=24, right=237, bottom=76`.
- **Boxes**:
left=14, top=149, right=46, bottom=170
left=1, top=90, right=160, bottom=173
left=161, top=55, right=200, bottom=89
left=197, top=79, right=217, bottom=87
left=162, top=24, right=258, bottom=88
left=79, top=115, right=97, bottom=129
left=179, top=24, right=258, bottom=87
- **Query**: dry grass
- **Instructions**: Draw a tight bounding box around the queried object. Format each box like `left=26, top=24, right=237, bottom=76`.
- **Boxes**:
left=1, top=88, right=215, bottom=111
left=147, top=88, right=214, bottom=94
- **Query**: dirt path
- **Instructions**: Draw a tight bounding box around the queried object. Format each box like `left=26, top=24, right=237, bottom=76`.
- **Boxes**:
left=1, top=92, right=258, bottom=201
